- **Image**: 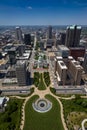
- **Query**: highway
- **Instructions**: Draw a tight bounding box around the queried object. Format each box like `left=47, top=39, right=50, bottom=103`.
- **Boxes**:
left=0, top=88, right=31, bottom=95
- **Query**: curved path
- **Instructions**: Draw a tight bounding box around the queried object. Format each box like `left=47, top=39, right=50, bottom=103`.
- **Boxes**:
left=11, top=84, right=87, bottom=130
left=10, top=96, right=26, bottom=100
left=20, top=93, right=36, bottom=130
left=50, top=92, right=68, bottom=130
left=81, top=119, right=87, bottom=130
left=11, top=86, right=75, bottom=130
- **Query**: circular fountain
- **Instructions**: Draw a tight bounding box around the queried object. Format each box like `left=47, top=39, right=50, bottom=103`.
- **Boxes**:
left=32, top=98, right=52, bottom=113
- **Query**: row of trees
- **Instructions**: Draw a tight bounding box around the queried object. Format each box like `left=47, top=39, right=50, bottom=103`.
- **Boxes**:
left=34, top=72, right=48, bottom=90
left=34, top=72, right=39, bottom=87
left=44, top=72, right=51, bottom=87
left=34, top=72, right=51, bottom=89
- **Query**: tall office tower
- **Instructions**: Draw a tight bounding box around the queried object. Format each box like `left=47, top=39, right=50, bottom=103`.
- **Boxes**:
left=8, top=47, right=17, bottom=65
left=18, top=44, right=25, bottom=56
left=65, top=25, right=81, bottom=47
left=83, top=50, right=87, bottom=73
left=69, top=60, right=83, bottom=85
left=24, top=34, right=31, bottom=45
left=16, top=60, right=27, bottom=86
left=15, top=27, right=23, bottom=43
left=60, top=32, right=66, bottom=45
left=47, top=26, right=52, bottom=39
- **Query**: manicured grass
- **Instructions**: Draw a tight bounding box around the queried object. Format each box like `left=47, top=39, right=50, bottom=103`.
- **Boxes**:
left=61, top=97, right=87, bottom=130
left=24, top=95, right=64, bottom=130
left=0, top=98, right=24, bottom=130
left=38, top=73, right=46, bottom=90
left=34, top=72, right=46, bottom=90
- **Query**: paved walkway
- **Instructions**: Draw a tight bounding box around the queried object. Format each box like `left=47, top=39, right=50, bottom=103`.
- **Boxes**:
left=10, top=85, right=87, bottom=130
left=81, top=119, right=87, bottom=130
left=12, top=85, right=76, bottom=130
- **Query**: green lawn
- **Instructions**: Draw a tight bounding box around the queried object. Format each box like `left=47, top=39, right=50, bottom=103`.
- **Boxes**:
left=61, top=97, right=87, bottom=130
left=34, top=72, right=46, bottom=90
left=24, top=95, right=64, bottom=130
left=38, top=73, right=46, bottom=90
left=0, top=98, right=24, bottom=130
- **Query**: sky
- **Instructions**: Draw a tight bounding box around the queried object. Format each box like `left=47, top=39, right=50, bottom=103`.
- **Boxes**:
left=0, top=0, right=87, bottom=25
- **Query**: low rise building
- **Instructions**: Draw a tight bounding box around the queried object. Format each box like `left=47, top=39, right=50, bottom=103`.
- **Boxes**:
left=58, top=45, right=70, bottom=58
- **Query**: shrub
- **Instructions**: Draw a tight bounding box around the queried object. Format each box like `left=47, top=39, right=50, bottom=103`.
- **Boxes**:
left=50, top=87, right=56, bottom=94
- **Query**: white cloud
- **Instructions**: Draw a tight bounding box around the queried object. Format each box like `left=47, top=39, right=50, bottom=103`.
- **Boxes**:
left=28, top=6, right=32, bottom=10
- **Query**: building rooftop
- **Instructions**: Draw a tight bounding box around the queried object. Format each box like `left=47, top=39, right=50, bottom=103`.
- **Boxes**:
left=2, top=78, right=17, bottom=84
left=58, top=60, right=67, bottom=69
left=78, top=57, right=84, bottom=62
left=68, top=56, right=73, bottom=60
left=16, top=60, right=26, bottom=66
left=16, top=27, right=20, bottom=29
left=56, top=56, right=63, bottom=60
left=70, top=47, right=85, bottom=50
left=70, top=26, right=75, bottom=29
left=58, top=45, right=69, bottom=51
left=8, top=46, right=17, bottom=52
left=77, top=26, right=81, bottom=29
left=71, top=60, right=83, bottom=69
left=68, top=25, right=81, bottom=30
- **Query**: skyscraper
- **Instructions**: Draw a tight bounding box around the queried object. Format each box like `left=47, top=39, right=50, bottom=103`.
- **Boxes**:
left=24, top=34, right=31, bottom=45
left=60, top=32, right=66, bottom=45
left=65, top=25, right=81, bottom=47
left=8, top=47, right=17, bottom=65
left=47, top=26, right=52, bottom=39
left=15, top=27, right=23, bottom=43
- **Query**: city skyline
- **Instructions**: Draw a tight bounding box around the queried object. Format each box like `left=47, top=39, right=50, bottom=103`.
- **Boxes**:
left=0, top=0, right=87, bottom=25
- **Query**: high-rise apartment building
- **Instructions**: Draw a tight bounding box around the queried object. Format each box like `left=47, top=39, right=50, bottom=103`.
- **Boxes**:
left=18, top=44, right=25, bottom=56
left=15, top=27, right=23, bottom=43
left=60, top=32, right=66, bottom=45
left=65, top=25, right=81, bottom=47
left=54, top=56, right=63, bottom=74
left=16, top=60, right=27, bottom=86
left=69, top=60, right=83, bottom=85
left=54, top=56, right=67, bottom=85
left=54, top=55, right=83, bottom=85
left=57, top=60, right=67, bottom=85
